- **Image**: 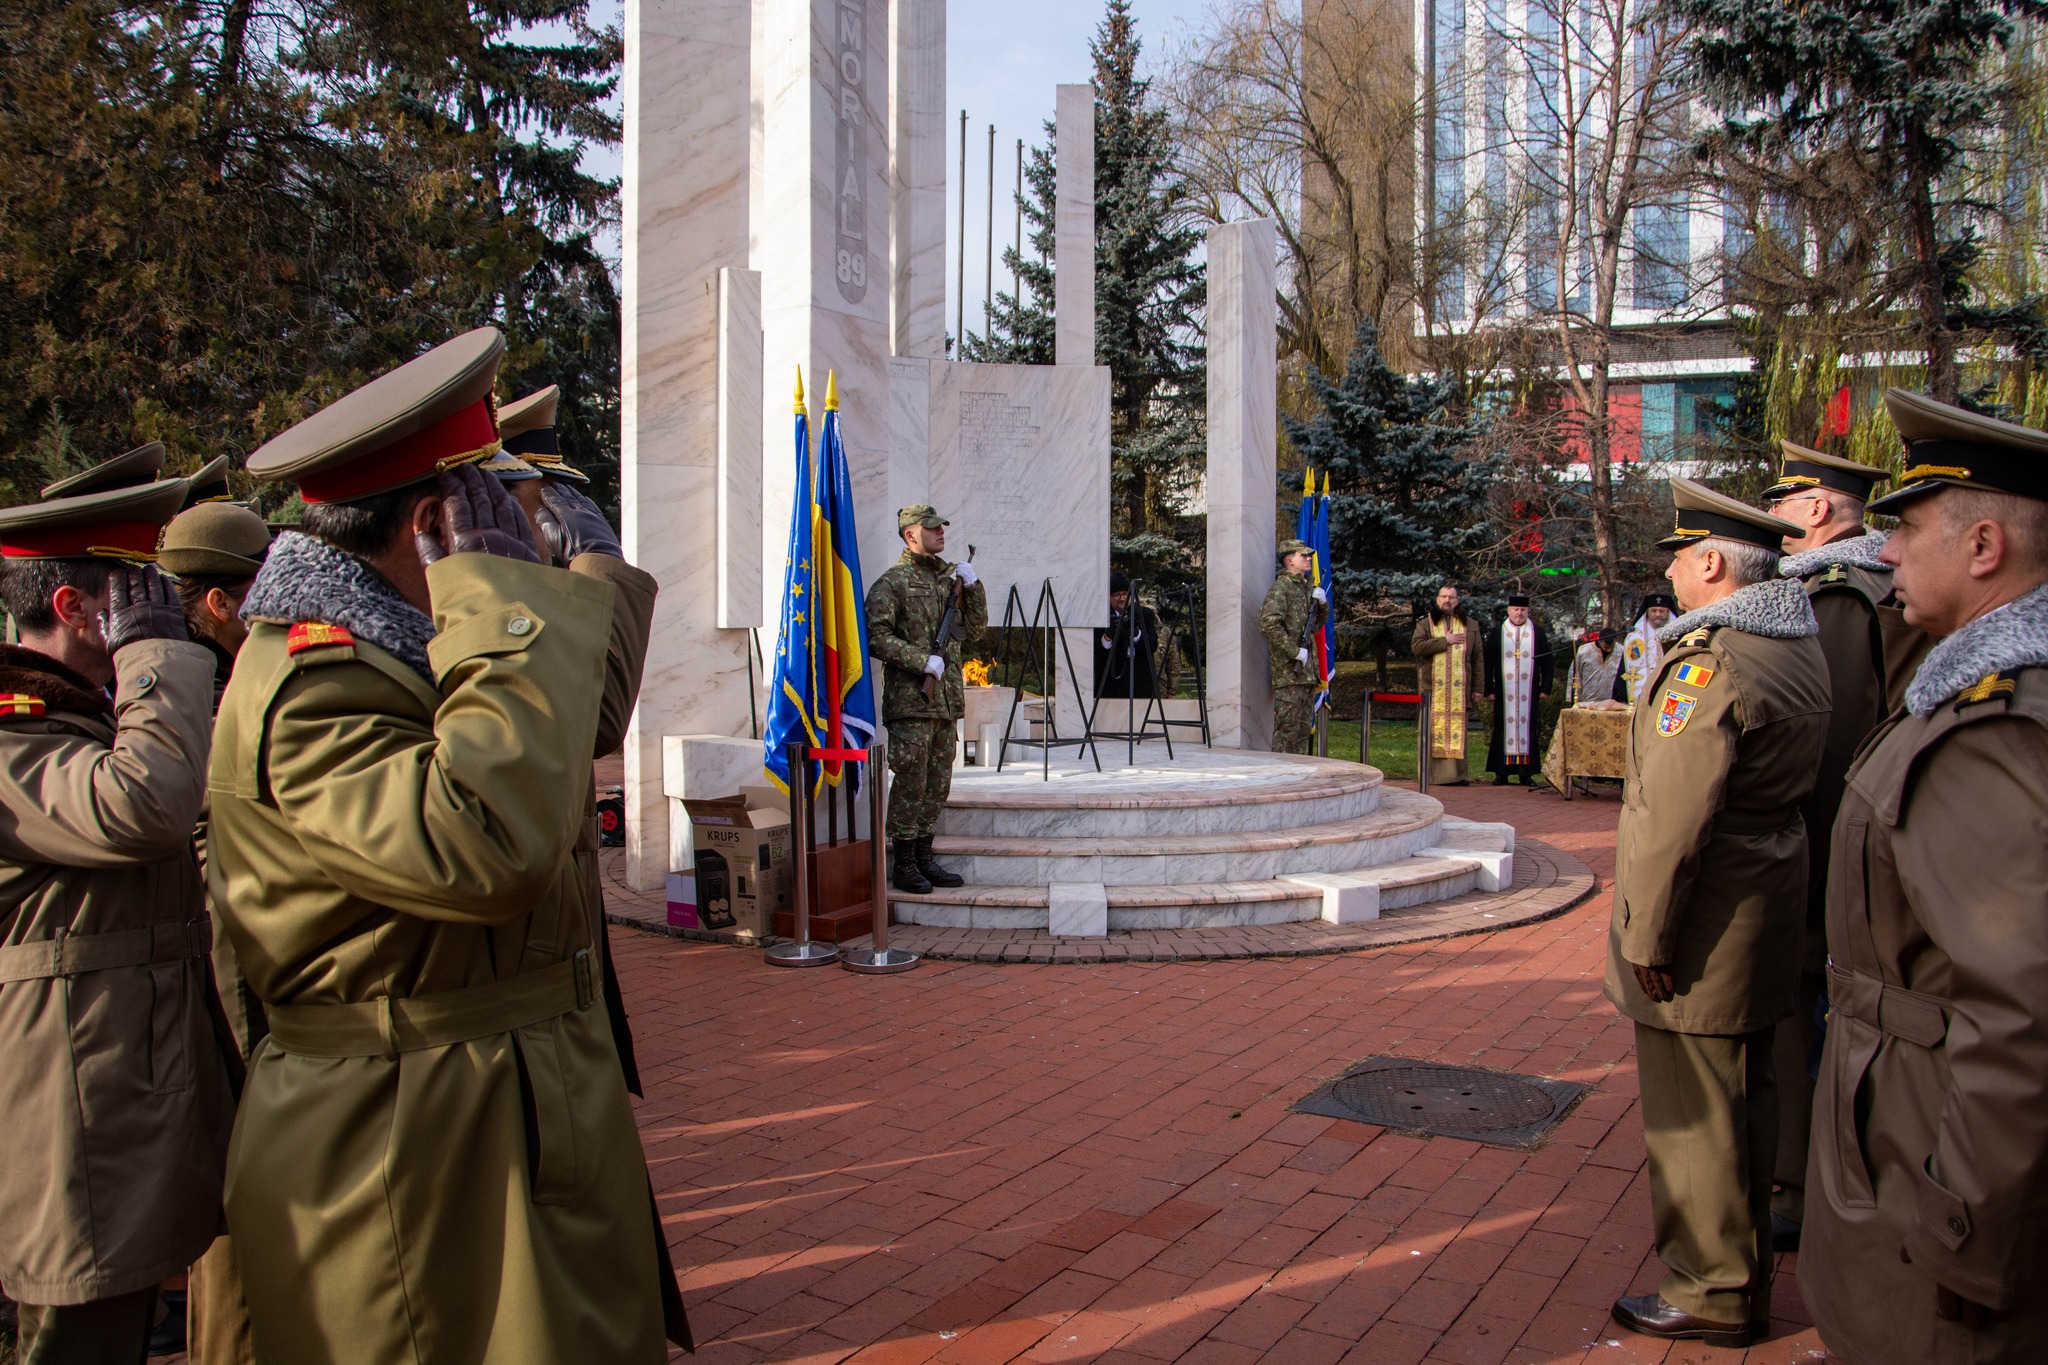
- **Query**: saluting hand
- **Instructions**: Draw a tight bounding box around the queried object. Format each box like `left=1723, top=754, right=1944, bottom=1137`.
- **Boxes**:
left=534, top=482, right=623, bottom=563
left=416, top=465, right=541, bottom=567
left=99, top=564, right=188, bottom=655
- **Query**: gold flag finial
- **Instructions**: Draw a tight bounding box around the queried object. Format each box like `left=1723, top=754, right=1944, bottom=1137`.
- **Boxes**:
left=825, top=369, right=840, bottom=412
left=793, top=366, right=807, bottom=415
left=1321, top=471, right=1330, bottom=496
left=1302, top=468, right=1314, bottom=497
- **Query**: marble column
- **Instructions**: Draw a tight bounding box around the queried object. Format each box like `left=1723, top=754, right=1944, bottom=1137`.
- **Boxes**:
left=716, top=267, right=764, bottom=629
left=889, top=0, right=946, bottom=360
left=621, top=0, right=757, bottom=889
left=1205, top=219, right=1279, bottom=751
left=1052, top=81, right=1098, bottom=739
left=757, top=0, right=898, bottom=613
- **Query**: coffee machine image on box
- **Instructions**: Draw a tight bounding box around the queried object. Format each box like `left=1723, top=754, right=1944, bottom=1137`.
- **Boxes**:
left=694, top=848, right=736, bottom=930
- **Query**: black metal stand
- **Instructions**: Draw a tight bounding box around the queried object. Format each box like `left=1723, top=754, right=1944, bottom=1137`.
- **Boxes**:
left=998, top=580, right=1100, bottom=778
left=1084, top=578, right=1174, bottom=766
left=1149, top=583, right=1211, bottom=748
left=765, top=741, right=839, bottom=967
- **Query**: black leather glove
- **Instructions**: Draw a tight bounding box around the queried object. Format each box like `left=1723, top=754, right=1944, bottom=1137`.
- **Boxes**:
left=416, top=464, right=540, bottom=567
left=534, top=481, right=623, bottom=562
left=100, top=565, right=188, bottom=656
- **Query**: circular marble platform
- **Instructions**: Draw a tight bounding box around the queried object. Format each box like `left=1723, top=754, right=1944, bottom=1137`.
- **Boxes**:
left=892, top=744, right=1517, bottom=933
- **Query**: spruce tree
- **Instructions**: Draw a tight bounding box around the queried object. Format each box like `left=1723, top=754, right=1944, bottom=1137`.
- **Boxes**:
left=1284, top=318, right=1494, bottom=664
left=965, top=0, right=1206, bottom=596
left=1673, top=0, right=2048, bottom=402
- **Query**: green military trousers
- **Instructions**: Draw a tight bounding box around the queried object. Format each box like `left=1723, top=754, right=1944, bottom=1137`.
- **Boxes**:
left=15, top=1286, right=156, bottom=1365
left=885, top=717, right=956, bottom=839
left=1273, top=684, right=1315, bottom=755
left=1635, top=1023, right=1776, bottom=1324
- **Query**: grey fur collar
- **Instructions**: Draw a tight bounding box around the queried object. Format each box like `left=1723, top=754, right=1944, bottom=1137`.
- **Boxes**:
left=1905, top=583, right=2048, bottom=717
left=1658, top=576, right=1819, bottom=645
left=1779, top=529, right=1889, bottom=580
left=241, top=531, right=437, bottom=680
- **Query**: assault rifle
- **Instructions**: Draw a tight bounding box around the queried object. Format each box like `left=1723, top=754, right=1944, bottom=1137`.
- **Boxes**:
left=921, top=544, right=976, bottom=700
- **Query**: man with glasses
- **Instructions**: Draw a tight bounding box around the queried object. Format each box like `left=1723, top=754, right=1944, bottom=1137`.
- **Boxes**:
left=1759, top=442, right=1925, bottom=1254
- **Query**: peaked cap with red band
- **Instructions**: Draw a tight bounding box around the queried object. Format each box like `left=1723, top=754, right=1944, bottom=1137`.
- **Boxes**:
left=0, top=476, right=190, bottom=562
left=248, top=327, right=506, bottom=502
left=41, top=442, right=167, bottom=500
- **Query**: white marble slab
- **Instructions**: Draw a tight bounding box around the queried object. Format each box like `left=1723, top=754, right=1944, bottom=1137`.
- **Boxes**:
left=889, top=0, right=946, bottom=359
left=1279, top=872, right=1382, bottom=925
left=1055, top=83, right=1095, bottom=366
left=717, top=267, right=764, bottom=628
left=1204, top=220, right=1279, bottom=751
left=1047, top=882, right=1108, bottom=937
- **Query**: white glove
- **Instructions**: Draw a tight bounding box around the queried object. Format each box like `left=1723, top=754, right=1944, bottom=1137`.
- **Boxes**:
left=1312, top=587, right=1327, bottom=605
left=924, top=655, right=945, bottom=678
left=954, top=562, right=978, bottom=587
left=1295, top=647, right=1309, bottom=666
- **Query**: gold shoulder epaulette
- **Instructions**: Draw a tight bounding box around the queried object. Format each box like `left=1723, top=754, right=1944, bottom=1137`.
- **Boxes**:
left=286, top=622, right=357, bottom=661
left=1954, top=670, right=2020, bottom=709
left=1681, top=628, right=1712, bottom=648
left=1819, top=564, right=1848, bottom=585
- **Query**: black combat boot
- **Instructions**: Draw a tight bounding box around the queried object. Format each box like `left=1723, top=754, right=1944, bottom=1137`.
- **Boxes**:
left=891, top=838, right=932, bottom=895
left=916, top=835, right=965, bottom=888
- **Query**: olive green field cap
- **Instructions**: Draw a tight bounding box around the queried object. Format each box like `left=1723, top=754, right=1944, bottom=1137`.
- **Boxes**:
left=1278, top=538, right=1313, bottom=557
left=180, top=454, right=235, bottom=510
left=0, top=477, right=190, bottom=563
left=1657, top=477, right=1802, bottom=550
left=41, top=442, right=167, bottom=500
left=1871, top=388, right=2048, bottom=512
left=159, top=501, right=272, bottom=579
left=898, top=504, right=948, bottom=530
left=247, top=327, right=506, bottom=503
left=1764, top=441, right=1889, bottom=503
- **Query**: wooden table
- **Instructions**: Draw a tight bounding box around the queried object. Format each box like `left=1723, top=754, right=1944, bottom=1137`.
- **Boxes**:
left=1545, top=705, right=1631, bottom=799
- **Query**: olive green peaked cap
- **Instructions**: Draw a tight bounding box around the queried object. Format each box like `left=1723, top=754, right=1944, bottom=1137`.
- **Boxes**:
left=1871, top=388, right=2048, bottom=512
left=0, top=477, right=190, bottom=562
left=1763, top=441, right=1889, bottom=502
left=40, top=442, right=167, bottom=500
left=180, top=454, right=235, bottom=509
left=1657, top=477, right=1803, bottom=551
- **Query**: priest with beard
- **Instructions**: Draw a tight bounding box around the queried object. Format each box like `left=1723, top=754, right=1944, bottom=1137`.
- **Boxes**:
left=1483, top=593, right=1554, bottom=785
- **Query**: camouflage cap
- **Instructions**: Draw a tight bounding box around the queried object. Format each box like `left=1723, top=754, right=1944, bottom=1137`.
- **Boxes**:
left=1278, top=538, right=1313, bottom=557
left=898, top=504, right=949, bottom=530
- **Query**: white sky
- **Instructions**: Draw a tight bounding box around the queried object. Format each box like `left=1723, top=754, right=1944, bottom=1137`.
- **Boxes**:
left=579, top=1, right=1212, bottom=329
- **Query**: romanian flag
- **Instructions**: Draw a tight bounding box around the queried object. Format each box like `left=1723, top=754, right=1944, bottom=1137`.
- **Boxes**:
left=763, top=369, right=877, bottom=798
left=1296, top=470, right=1336, bottom=709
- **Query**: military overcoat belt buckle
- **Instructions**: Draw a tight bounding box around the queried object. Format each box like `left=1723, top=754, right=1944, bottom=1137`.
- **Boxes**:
left=1826, top=962, right=1949, bottom=1048
left=267, top=949, right=597, bottom=1060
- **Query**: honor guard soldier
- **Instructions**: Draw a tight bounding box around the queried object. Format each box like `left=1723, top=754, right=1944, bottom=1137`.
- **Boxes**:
left=1606, top=478, right=1830, bottom=1348
left=866, top=504, right=986, bottom=894
left=1259, top=537, right=1327, bottom=754
left=207, top=328, right=687, bottom=1362
left=1801, top=391, right=2048, bottom=1365
left=1760, top=441, right=1928, bottom=1250
left=499, top=382, right=656, bottom=1097
left=0, top=465, right=238, bottom=1363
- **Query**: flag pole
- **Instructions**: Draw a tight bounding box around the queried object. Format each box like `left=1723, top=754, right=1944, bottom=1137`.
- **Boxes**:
left=841, top=741, right=920, bottom=974
left=766, top=742, right=839, bottom=968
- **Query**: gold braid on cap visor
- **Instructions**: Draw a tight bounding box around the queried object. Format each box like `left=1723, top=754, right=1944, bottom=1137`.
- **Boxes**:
left=1898, top=463, right=1973, bottom=483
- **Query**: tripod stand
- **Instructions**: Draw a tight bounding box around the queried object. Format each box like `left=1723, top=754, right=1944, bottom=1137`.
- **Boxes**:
left=996, top=579, right=1101, bottom=779
left=1084, top=578, right=1174, bottom=766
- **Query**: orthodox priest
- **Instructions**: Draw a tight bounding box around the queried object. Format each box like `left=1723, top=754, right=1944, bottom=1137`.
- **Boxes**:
left=1484, top=594, right=1553, bottom=784
left=1411, top=583, right=1483, bottom=784
left=1613, top=592, right=1677, bottom=702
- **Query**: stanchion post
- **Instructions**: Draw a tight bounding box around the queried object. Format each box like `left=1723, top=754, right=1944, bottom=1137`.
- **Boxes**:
left=1360, top=692, right=1371, bottom=766
left=766, top=741, right=839, bottom=967
left=842, top=741, right=920, bottom=974
left=1416, top=693, right=1431, bottom=796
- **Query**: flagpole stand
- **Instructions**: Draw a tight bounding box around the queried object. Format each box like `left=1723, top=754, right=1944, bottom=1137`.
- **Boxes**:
left=841, top=741, right=919, bottom=975
left=766, top=741, right=840, bottom=968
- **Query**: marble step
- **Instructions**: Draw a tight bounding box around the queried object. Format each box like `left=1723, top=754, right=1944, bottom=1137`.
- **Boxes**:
left=891, top=853, right=1484, bottom=931
left=938, top=766, right=1383, bottom=838
left=926, top=788, right=1444, bottom=887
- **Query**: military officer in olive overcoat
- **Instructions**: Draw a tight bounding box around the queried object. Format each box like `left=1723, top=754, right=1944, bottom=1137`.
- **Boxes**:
left=206, top=329, right=686, bottom=1362
left=866, top=504, right=986, bottom=895
left=1758, top=441, right=1926, bottom=1248
left=1606, top=479, right=1831, bottom=1348
left=0, top=468, right=238, bottom=1362
left=1802, top=391, right=2048, bottom=1365
left=1258, top=538, right=1327, bottom=754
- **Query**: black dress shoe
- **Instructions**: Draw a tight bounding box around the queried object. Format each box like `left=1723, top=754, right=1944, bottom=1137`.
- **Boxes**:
left=1772, top=1211, right=1802, bottom=1252
left=1611, top=1294, right=1757, bottom=1348
left=1492, top=776, right=1509, bottom=786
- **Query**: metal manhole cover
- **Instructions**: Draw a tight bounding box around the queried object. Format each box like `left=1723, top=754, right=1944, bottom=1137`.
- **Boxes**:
left=1292, top=1057, right=1585, bottom=1148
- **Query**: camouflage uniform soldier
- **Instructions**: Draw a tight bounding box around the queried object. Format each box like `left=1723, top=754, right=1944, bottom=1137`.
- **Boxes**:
left=1259, top=538, right=1327, bottom=754
left=865, top=505, right=988, bottom=894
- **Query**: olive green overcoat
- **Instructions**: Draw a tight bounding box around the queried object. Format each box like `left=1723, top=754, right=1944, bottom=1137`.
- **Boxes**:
left=1606, top=599, right=1831, bottom=1035
left=1804, top=659, right=2048, bottom=1365
left=207, top=553, right=668, bottom=1364
left=0, top=638, right=236, bottom=1305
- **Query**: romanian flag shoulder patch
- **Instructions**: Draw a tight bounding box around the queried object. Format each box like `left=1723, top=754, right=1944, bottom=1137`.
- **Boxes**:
left=287, top=622, right=357, bottom=658
left=0, top=693, right=46, bottom=716
left=1671, top=661, right=1715, bottom=688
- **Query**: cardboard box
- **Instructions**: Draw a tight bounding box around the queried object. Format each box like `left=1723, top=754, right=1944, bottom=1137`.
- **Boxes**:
left=682, top=792, right=791, bottom=938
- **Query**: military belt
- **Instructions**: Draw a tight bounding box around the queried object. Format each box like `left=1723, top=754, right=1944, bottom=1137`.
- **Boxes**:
left=0, top=919, right=213, bottom=984
left=265, top=948, right=596, bottom=1060
left=1827, top=961, right=1949, bottom=1048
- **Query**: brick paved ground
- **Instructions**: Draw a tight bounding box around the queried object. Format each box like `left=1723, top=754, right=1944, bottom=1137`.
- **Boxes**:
left=618, top=778, right=1842, bottom=1365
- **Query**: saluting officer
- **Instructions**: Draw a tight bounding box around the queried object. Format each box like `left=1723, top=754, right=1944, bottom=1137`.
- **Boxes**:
left=1259, top=537, right=1326, bottom=754
left=1758, top=441, right=1924, bottom=1251
left=866, top=505, right=986, bottom=894
left=1801, top=391, right=2048, bottom=1365
left=207, top=329, right=686, bottom=1362
left=0, top=461, right=237, bottom=1362
left=1606, top=479, right=1830, bottom=1348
